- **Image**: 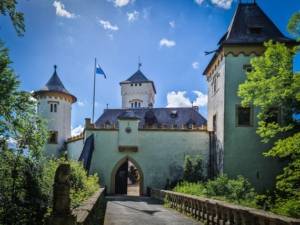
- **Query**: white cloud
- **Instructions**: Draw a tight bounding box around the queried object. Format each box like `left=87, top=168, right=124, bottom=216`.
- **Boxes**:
left=195, top=0, right=205, bottom=5
left=143, top=8, right=150, bottom=19
left=193, top=90, right=208, bottom=107
left=159, top=38, right=176, bottom=48
left=67, top=36, right=74, bottom=43
left=53, top=1, right=76, bottom=18
left=169, top=20, right=175, bottom=28
left=166, top=91, right=207, bottom=108
left=107, top=0, right=135, bottom=7
left=99, top=20, right=119, bottom=31
left=211, top=0, right=233, bottom=9
left=127, top=10, right=139, bottom=21
left=78, top=101, right=84, bottom=107
left=71, top=125, right=84, bottom=136
left=192, top=62, right=199, bottom=69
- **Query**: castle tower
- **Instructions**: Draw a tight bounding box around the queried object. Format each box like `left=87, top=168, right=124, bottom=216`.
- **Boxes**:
left=120, top=69, right=156, bottom=108
left=203, top=2, right=295, bottom=189
left=34, top=65, right=77, bottom=158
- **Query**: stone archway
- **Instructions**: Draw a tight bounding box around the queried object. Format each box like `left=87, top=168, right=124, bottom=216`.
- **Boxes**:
left=110, top=156, right=144, bottom=196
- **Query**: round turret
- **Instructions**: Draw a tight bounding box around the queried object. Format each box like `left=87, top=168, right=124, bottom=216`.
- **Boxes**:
left=34, top=65, right=77, bottom=158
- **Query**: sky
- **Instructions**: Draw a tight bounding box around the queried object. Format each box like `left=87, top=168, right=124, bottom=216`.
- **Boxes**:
left=1, top=0, right=300, bottom=136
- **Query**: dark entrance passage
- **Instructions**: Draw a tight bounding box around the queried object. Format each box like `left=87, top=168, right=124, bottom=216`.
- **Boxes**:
left=115, top=161, right=128, bottom=194
left=111, top=157, right=143, bottom=195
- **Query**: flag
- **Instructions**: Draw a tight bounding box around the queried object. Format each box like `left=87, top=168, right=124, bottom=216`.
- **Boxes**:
left=96, top=62, right=107, bottom=78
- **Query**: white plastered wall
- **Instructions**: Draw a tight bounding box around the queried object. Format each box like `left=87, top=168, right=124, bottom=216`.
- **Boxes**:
left=79, top=128, right=210, bottom=195
left=121, top=83, right=155, bottom=108
left=37, top=96, right=72, bottom=158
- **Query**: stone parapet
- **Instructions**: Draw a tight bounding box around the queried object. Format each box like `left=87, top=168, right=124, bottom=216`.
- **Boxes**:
left=73, top=188, right=106, bottom=225
left=67, top=133, right=84, bottom=142
left=85, top=118, right=208, bottom=131
left=150, top=188, right=300, bottom=225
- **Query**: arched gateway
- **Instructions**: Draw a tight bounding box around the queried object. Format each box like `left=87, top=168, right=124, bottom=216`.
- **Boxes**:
left=110, top=156, right=144, bottom=196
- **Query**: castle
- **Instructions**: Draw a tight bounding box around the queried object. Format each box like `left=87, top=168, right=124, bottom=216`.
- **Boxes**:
left=34, top=1, right=295, bottom=195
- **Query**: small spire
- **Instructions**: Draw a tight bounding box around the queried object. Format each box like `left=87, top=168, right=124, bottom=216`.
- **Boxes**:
left=54, top=65, right=57, bottom=72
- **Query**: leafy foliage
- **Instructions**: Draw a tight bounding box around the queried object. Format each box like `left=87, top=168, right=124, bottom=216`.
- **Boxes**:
left=237, top=13, right=300, bottom=218
left=0, top=0, right=25, bottom=36
left=42, top=155, right=100, bottom=209
left=173, top=174, right=256, bottom=206
left=0, top=145, right=49, bottom=225
left=0, top=37, right=49, bottom=224
left=128, top=165, right=138, bottom=184
left=182, top=154, right=204, bottom=182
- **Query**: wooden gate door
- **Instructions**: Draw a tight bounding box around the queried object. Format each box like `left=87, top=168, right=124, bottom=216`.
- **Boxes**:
left=115, top=161, right=128, bottom=194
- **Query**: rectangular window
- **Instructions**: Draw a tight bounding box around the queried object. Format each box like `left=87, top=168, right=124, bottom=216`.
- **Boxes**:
left=212, top=73, right=219, bottom=95
left=135, top=84, right=137, bottom=86
left=131, top=103, right=133, bottom=108
left=131, top=84, right=133, bottom=86
left=139, top=83, right=142, bottom=86
left=135, top=102, right=137, bottom=108
left=50, top=103, right=57, bottom=112
left=213, top=114, right=217, bottom=131
left=236, top=105, right=253, bottom=127
left=48, top=131, right=58, bottom=144
left=138, top=103, right=141, bottom=107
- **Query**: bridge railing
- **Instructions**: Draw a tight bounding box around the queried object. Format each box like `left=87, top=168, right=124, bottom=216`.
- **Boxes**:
left=150, top=188, right=300, bottom=225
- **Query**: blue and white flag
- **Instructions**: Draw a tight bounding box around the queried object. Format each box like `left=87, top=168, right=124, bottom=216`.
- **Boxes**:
left=96, top=63, right=107, bottom=78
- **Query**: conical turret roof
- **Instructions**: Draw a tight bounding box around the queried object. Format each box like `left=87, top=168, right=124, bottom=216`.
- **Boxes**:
left=34, top=65, right=77, bottom=103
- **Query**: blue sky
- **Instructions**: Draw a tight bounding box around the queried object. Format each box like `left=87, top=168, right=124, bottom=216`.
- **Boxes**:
left=2, top=0, right=299, bottom=136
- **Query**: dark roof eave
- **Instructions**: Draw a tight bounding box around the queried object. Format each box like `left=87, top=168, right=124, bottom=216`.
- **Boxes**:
left=34, top=90, right=77, bottom=103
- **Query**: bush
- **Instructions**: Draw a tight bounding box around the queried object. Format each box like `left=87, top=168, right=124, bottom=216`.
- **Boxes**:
left=182, top=155, right=204, bottom=183
left=173, top=174, right=256, bottom=207
left=41, top=154, right=100, bottom=209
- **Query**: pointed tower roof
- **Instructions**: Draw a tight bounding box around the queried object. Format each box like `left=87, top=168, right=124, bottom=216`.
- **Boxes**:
left=120, top=69, right=156, bottom=93
left=218, top=2, right=295, bottom=45
left=34, top=65, right=77, bottom=103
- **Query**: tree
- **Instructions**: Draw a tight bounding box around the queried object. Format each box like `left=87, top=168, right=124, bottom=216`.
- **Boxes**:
left=0, top=0, right=25, bottom=36
left=237, top=11, right=300, bottom=218
left=0, top=2, right=50, bottom=223
left=182, top=155, right=204, bottom=183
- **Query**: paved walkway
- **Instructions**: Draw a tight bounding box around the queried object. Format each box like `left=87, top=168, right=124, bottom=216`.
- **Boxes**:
left=104, top=195, right=202, bottom=225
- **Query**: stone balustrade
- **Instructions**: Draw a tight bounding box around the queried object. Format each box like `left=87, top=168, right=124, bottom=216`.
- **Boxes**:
left=150, top=188, right=300, bottom=225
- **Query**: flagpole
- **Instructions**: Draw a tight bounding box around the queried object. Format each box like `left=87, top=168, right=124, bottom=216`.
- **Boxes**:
left=92, top=58, right=96, bottom=123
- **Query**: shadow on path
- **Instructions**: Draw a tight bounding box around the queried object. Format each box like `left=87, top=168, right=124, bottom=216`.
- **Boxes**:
left=104, top=195, right=202, bottom=225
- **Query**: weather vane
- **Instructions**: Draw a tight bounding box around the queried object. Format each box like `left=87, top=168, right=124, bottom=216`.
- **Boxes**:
left=138, top=56, right=142, bottom=70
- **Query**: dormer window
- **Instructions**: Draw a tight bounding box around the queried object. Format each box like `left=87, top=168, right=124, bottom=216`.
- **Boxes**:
left=105, top=120, right=111, bottom=129
left=186, top=119, right=195, bottom=129
left=144, top=110, right=157, bottom=126
left=170, top=110, right=178, bottom=118
left=248, top=25, right=263, bottom=35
